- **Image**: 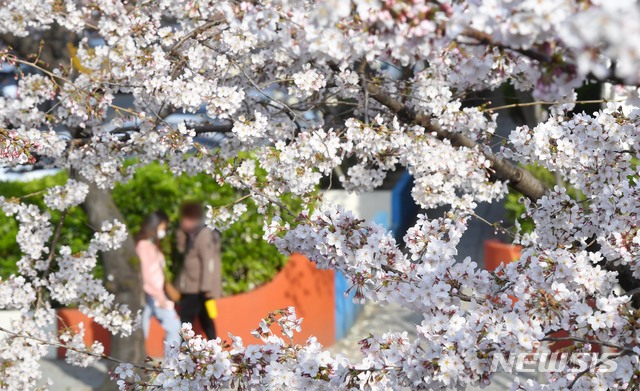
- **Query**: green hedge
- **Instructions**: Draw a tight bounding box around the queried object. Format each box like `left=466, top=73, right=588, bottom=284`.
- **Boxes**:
left=0, top=162, right=302, bottom=295
left=0, top=173, right=93, bottom=279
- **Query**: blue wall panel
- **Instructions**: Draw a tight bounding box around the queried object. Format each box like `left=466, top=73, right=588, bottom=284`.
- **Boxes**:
left=391, top=171, right=418, bottom=240
left=334, top=272, right=357, bottom=340
left=334, top=210, right=390, bottom=340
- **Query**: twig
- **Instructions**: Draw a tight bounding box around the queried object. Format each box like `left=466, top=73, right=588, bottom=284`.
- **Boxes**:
left=225, top=56, right=313, bottom=129
left=456, top=293, right=487, bottom=305
left=36, top=209, right=68, bottom=308
left=458, top=29, right=632, bottom=87
left=470, top=212, right=515, bottom=239
left=567, top=353, right=623, bottom=389
left=541, top=336, right=628, bottom=352
left=484, top=99, right=625, bottom=112
left=460, top=29, right=552, bottom=64
left=47, top=210, right=67, bottom=263
left=5, top=189, right=47, bottom=201
left=168, top=18, right=224, bottom=55
left=236, top=176, right=300, bottom=219
left=0, top=325, right=154, bottom=371
left=217, top=193, right=252, bottom=209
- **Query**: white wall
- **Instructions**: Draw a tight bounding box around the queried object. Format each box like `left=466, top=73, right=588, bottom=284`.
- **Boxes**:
left=322, top=190, right=391, bottom=229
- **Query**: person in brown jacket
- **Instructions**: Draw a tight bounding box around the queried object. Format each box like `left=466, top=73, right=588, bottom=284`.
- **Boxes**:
left=175, top=201, right=222, bottom=340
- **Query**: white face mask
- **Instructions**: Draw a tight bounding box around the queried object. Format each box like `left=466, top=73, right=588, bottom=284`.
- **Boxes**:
left=157, top=229, right=166, bottom=239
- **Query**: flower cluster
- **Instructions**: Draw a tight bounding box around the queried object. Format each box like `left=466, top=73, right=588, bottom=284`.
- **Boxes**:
left=43, top=179, right=89, bottom=211
left=59, top=323, right=104, bottom=367
left=291, top=65, right=327, bottom=98
left=206, top=203, right=247, bottom=231
left=113, top=308, right=353, bottom=390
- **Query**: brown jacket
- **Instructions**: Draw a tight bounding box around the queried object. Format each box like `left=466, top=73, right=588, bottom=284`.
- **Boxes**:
left=175, top=227, right=222, bottom=298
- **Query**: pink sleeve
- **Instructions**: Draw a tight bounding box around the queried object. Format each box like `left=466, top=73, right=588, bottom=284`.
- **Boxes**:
left=137, top=241, right=169, bottom=307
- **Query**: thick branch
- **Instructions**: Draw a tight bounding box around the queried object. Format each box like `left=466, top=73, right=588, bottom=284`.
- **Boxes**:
left=111, top=120, right=234, bottom=136
left=68, top=119, right=234, bottom=146
left=364, top=78, right=548, bottom=201
left=461, top=29, right=553, bottom=64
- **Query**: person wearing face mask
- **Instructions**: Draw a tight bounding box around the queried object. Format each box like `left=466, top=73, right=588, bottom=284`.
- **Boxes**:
left=135, top=210, right=181, bottom=357
left=175, top=201, right=221, bottom=340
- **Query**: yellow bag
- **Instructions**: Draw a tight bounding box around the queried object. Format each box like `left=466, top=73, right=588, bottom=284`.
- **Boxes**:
left=205, top=299, right=218, bottom=319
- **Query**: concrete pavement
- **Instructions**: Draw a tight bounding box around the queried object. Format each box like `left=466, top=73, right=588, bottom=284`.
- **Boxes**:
left=38, top=359, right=108, bottom=391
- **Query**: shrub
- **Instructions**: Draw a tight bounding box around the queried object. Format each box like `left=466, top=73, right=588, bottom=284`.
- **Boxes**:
left=0, top=172, right=94, bottom=278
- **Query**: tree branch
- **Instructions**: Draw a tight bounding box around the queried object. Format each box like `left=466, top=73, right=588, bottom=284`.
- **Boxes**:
left=0, top=325, right=152, bottom=371
left=168, top=17, right=225, bottom=55
left=47, top=210, right=68, bottom=264
left=460, top=29, right=553, bottom=64
left=363, top=75, right=548, bottom=201
left=68, top=119, right=234, bottom=146
left=541, top=335, right=629, bottom=352
left=460, top=29, right=631, bottom=87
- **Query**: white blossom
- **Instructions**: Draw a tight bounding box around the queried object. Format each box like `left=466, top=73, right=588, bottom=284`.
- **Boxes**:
left=44, top=180, right=89, bottom=211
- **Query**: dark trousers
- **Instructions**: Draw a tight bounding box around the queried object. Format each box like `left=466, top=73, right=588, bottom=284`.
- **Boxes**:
left=178, top=293, right=216, bottom=340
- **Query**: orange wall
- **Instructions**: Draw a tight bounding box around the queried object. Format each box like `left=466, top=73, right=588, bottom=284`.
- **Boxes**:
left=57, top=310, right=111, bottom=358
left=146, top=254, right=335, bottom=357
left=483, top=239, right=522, bottom=271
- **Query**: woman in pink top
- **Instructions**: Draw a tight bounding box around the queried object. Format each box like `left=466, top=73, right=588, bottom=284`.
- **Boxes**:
left=135, top=211, right=181, bottom=357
